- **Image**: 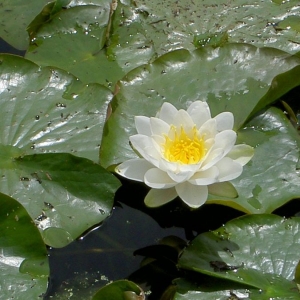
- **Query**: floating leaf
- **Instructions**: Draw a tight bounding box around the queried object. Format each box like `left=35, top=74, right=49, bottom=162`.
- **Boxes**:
left=0, top=54, right=112, bottom=162
left=100, top=44, right=300, bottom=168
left=92, top=280, right=144, bottom=300
left=26, top=1, right=155, bottom=88
left=275, top=15, right=300, bottom=33
left=207, top=106, right=300, bottom=213
left=0, top=193, right=49, bottom=299
left=100, top=45, right=300, bottom=213
left=0, top=150, right=120, bottom=248
left=0, top=0, right=50, bottom=50
left=130, top=0, right=300, bottom=55
left=0, top=54, right=120, bottom=247
left=177, top=214, right=300, bottom=299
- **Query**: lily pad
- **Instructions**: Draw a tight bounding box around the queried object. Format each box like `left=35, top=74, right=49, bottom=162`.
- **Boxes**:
left=130, top=0, right=300, bottom=55
left=0, top=150, right=120, bottom=247
left=174, top=290, right=250, bottom=300
left=0, top=192, right=49, bottom=299
left=25, top=1, right=155, bottom=88
left=100, top=45, right=300, bottom=213
left=177, top=214, right=300, bottom=299
left=92, top=280, right=144, bottom=300
left=0, top=54, right=120, bottom=247
left=0, top=54, right=112, bottom=162
left=207, top=107, right=300, bottom=214
left=0, top=0, right=51, bottom=50
left=99, top=44, right=299, bottom=155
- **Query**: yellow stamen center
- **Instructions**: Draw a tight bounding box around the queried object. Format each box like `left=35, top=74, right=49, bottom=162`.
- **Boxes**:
left=163, top=125, right=206, bottom=164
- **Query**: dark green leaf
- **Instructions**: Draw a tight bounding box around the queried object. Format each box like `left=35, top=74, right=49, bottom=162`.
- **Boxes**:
left=100, top=45, right=300, bottom=168
left=131, top=0, right=300, bottom=55
left=25, top=2, right=155, bottom=88
left=0, top=151, right=120, bottom=247
left=177, top=214, right=300, bottom=299
left=0, top=193, right=49, bottom=299
left=0, top=54, right=112, bottom=162
left=92, top=280, right=144, bottom=300
left=0, top=0, right=50, bottom=50
left=207, top=107, right=300, bottom=213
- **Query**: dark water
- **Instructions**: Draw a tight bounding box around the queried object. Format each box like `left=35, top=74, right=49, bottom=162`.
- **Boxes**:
left=44, top=181, right=243, bottom=299
left=0, top=38, right=26, bottom=56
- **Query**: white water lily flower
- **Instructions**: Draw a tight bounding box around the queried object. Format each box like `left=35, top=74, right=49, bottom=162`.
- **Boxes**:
left=116, top=101, right=254, bottom=208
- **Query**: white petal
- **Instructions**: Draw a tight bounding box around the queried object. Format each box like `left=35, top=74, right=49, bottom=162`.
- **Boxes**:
left=144, top=168, right=177, bottom=189
left=215, top=157, right=243, bottom=181
left=159, top=157, right=201, bottom=174
left=226, top=144, right=254, bottom=166
left=201, top=131, right=236, bottom=170
left=201, top=148, right=224, bottom=170
left=150, top=117, right=170, bottom=136
left=167, top=168, right=195, bottom=183
left=115, top=158, right=153, bottom=182
left=189, top=166, right=219, bottom=185
left=156, top=102, right=178, bottom=124
left=144, top=188, right=178, bottom=207
left=130, top=134, right=161, bottom=168
left=187, top=101, right=211, bottom=128
left=172, top=109, right=195, bottom=129
left=158, top=158, right=178, bottom=173
left=152, top=134, right=165, bottom=146
left=178, top=162, right=202, bottom=173
left=199, top=118, right=217, bottom=140
left=151, top=135, right=165, bottom=154
left=204, top=137, right=215, bottom=151
left=135, top=116, right=151, bottom=135
left=214, top=112, right=234, bottom=131
left=176, top=182, right=208, bottom=208
left=208, top=182, right=238, bottom=198
left=212, top=130, right=236, bottom=156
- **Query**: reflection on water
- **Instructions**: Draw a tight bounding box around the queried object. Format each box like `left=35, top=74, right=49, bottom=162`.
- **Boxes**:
left=45, top=202, right=186, bottom=299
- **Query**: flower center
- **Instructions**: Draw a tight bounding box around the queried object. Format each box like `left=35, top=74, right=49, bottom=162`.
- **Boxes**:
left=163, top=125, right=206, bottom=164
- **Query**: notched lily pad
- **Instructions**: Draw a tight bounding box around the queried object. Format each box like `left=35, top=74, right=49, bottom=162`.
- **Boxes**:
left=0, top=193, right=49, bottom=299
left=25, top=1, right=155, bottom=88
left=0, top=54, right=120, bottom=247
left=0, top=150, right=120, bottom=248
left=100, top=44, right=300, bottom=167
left=131, top=0, right=300, bottom=54
left=0, top=53, right=112, bottom=162
left=177, top=214, right=300, bottom=299
left=208, top=107, right=300, bottom=214
left=92, top=280, right=144, bottom=300
left=0, top=0, right=50, bottom=50
left=100, top=44, right=300, bottom=213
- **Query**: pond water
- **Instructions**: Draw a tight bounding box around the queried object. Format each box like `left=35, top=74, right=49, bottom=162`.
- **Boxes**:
left=44, top=181, right=244, bottom=299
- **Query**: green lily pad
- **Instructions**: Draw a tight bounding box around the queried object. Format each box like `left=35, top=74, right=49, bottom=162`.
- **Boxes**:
left=0, top=54, right=120, bottom=247
left=0, top=0, right=51, bottom=50
left=100, top=44, right=300, bottom=213
left=0, top=150, right=120, bottom=247
left=172, top=278, right=251, bottom=300
left=177, top=214, right=300, bottom=299
left=100, top=44, right=300, bottom=168
left=207, top=106, right=300, bottom=214
left=130, top=0, right=300, bottom=55
left=0, top=54, right=112, bottom=162
left=275, top=15, right=300, bottom=33
left=174, top=290, right=250, bottom=300
left=92, top=280, right=144, bottom=300
left=0, top=192, right=49, bottom=299
left=25, top=1, right=155, bottom=88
